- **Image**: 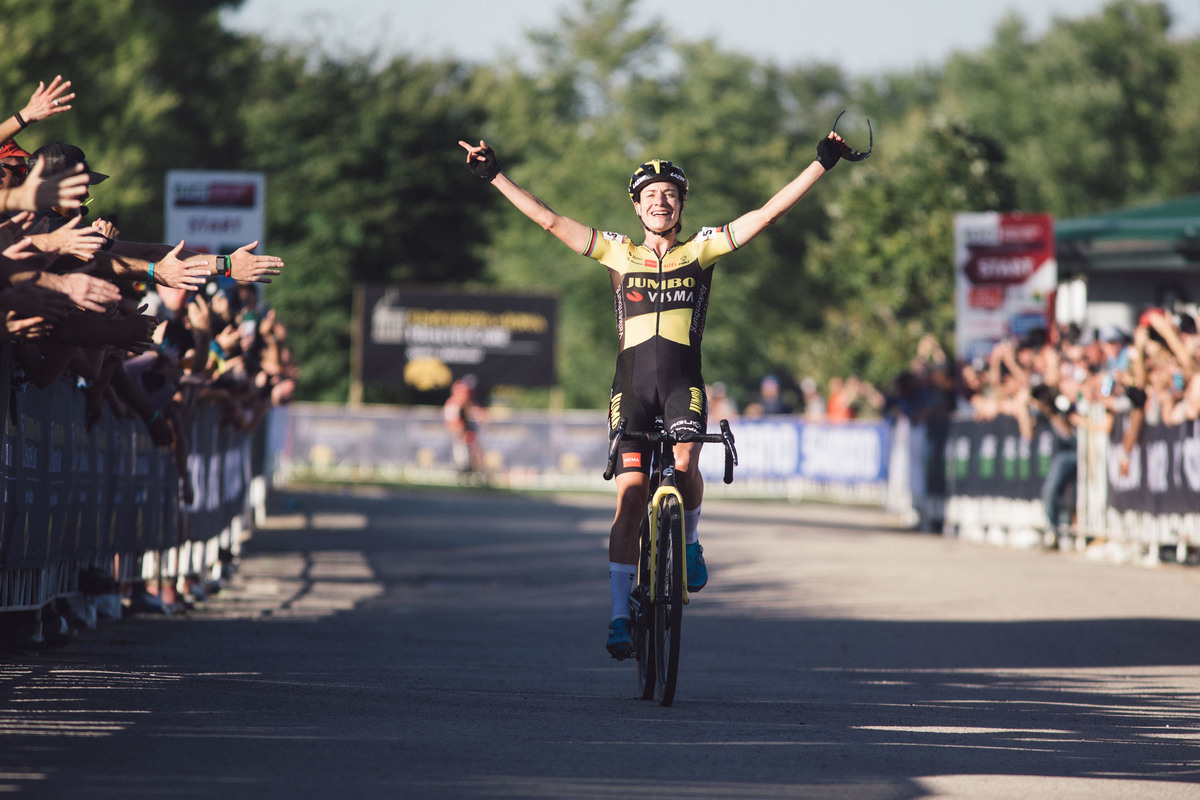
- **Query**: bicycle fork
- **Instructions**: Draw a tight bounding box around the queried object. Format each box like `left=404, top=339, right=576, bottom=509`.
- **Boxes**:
left=647, top=483, right=689, bottom=606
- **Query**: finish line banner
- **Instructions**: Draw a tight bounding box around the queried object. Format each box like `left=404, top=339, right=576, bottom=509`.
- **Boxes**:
left=358, top=286, right=557, bottom=391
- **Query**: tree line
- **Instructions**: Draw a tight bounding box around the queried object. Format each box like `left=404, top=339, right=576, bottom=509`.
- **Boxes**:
left=2, top=0, right=1196, bottom=408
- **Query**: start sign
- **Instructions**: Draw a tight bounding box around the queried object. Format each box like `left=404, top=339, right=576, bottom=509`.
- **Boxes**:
left=954, top=212, right=1056, bottom=364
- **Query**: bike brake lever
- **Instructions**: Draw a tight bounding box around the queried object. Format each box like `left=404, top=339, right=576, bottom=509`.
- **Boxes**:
left=719, top=419, right=738, bottom=484
left=603, top=416, right=627, bottom=481
left=832, top=109, right=872, bottom=162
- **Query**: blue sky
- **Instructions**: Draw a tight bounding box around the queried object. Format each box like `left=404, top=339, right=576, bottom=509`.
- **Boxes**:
left=223, top=0, right=1200, bottom=75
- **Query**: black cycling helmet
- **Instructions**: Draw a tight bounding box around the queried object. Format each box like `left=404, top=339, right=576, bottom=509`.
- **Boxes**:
left=628, top=159, right=688, bottom=203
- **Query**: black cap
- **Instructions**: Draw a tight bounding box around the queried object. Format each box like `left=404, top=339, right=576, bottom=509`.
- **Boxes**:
left=30, top=141, right=108, bottom=184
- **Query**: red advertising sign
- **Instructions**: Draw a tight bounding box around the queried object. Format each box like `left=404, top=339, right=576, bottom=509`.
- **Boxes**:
left=955, top=213, right=1057, bottom=364
left=961, top=215, right=1055, bottom=286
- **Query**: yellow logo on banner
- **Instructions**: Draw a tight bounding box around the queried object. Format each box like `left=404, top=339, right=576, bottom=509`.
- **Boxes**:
left=404, top=358, right=453, bottom=391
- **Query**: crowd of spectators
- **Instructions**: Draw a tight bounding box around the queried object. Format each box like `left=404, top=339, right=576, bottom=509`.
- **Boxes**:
left=709, top=309, right=1198, bottom=531
left=723, top=335, right=946, bottom=427
left=713, top=304, right=1199, bottom=445
left=0, top=76, right=295, bottom=506
left=959, top=309, right=1200, bottom=444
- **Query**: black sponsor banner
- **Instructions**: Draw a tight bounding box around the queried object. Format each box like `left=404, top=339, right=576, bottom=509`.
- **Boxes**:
left=0, top=408, right=15, bottom=568
left=45, top=386, right=73, bottom=567
left=15, top=388, right=52, bottom=567
left=182, top=418, right=248, bottom=543
left=1107, top=419, right=1200, bottom=515
left=68, top=416, right=101, bottom=561
left=358, top=286, right=558, bottom=390
left=0, top=365, right=248, bottom=571
left=946, top=415, right=1057, bottom=501
left=0, top=386, right=169, bottom=569
left=105, top=420, right=138, bottom=557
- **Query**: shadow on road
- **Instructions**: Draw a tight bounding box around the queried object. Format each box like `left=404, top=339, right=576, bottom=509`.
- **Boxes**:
left=1, top=488, right=1197, bottom=799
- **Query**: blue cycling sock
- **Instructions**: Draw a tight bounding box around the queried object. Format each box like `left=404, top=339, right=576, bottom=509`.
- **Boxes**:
left=609, top=562, right=636, bottom=621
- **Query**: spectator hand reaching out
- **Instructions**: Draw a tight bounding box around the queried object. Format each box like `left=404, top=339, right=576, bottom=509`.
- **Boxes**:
left=109, top=303, right=158, bottom=353
left=152, top=240, right=213, bottom=291
left=0, top=282, right=76, bottom=339
left=1, top=232, right=44, bottom=266
left=41, top=268, right=122, bottom=313
left=17, top=76, right=75, bottom=125
left=1, top=158, right=89, bottom=213
left=229, top=240, right=284, bottom=283
left=30, top=214, right=105, bottom=261
left=91, top=217, right=118, bottom=240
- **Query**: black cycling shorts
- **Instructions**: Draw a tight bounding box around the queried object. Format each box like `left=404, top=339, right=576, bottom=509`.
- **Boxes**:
left=608, top=348, right=707, bottom=476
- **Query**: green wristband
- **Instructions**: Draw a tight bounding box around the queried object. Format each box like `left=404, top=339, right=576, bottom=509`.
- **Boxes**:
left=148, top=262, right=156, bottom=282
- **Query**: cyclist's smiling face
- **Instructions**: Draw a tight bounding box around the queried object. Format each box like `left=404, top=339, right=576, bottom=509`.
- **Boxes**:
left=634, top=182, right=683, bottom=235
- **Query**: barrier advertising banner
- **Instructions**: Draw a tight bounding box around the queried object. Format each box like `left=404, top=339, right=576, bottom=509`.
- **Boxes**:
left=1107, top=419, right=1200, bottom=516
left=357, top=286, right=557, bottom=391
left=946, top=414, right=1057, bottom=502
left=0, top=384, right=247, bottom=571
left=282, top=405, right=891, bottom=494
left=698, top=419, right=890, bottom=484
left=955, top=212, right=1056, bottom=365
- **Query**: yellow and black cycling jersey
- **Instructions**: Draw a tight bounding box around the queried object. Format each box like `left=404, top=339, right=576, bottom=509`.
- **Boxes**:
left=580, top=225, right=741, bottom=474
left=580, top=225, right=740, bottom=357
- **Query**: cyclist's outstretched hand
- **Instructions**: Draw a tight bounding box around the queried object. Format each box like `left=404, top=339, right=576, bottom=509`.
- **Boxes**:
left=458, top=139, right=500, bottom=182
left=815, top=132, right=848, bottom=171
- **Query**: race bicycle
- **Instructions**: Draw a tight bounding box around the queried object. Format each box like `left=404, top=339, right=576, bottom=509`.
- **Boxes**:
left=604, top=415, right=738, bottom=706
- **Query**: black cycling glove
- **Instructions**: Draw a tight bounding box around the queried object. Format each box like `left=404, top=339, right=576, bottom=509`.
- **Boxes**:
left=468, top=146, right=500, bottom=181
left=815, top=136, right=843, bottom=171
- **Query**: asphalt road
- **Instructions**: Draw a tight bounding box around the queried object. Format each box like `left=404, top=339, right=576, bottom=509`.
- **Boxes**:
left=2, top=487, right=1200, bottom=799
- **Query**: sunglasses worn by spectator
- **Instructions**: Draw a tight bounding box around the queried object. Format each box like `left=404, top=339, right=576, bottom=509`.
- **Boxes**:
left=0, top=163, right=28, bottom=178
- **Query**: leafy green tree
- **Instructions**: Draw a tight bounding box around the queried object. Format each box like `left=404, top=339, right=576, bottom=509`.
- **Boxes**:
left=241, top=51, right=491, bottom=401
left=464, top=0, right=670, bottom=409
left=1158, top=37, right=1200, bottom=196
left=938, top=1, right=1178, bottom=216
left=469, top=0, right=858, bottom=407
left=0, top=0, right=253, bottom=239
left=796, top=115, right=1017, bottom=389
left=641, top=48, right=856, bottom=403
left=6, top=0, right=1200, bottom=413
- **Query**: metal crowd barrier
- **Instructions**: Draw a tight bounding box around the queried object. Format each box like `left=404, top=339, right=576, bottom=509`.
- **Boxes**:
left=0, top=343, right=261, bottom=615
left=275, top=403, right=894, bottom=502
left=277, top=401, right=1200, bottom=565
left=943, top=409, right=1200, bottom=563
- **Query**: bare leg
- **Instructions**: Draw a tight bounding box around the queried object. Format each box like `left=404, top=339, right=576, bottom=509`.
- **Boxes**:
left=673, top=441, right=703, bottom=511
left=610, top=471, right=649, bottom=564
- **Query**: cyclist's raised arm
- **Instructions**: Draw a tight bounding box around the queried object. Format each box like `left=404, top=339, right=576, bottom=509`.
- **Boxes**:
left=726, top=131, right=845, bottom=249
left=458, top=139, right=593, bottom=255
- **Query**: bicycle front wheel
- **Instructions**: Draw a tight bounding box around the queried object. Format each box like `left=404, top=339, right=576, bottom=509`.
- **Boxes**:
left=654, top=494, right=684, bottom=706
left=634, top=516, right=655, bottom=701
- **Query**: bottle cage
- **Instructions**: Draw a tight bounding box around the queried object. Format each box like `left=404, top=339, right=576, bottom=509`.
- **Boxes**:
left=833, top=110, right=872, bottom=162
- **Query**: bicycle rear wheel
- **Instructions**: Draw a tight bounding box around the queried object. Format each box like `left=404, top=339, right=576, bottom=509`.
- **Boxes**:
left=654, top=494, right=684, bottom=706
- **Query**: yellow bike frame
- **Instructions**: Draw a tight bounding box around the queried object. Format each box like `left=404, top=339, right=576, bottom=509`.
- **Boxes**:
left=647, top=484, right=688, bottom=606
